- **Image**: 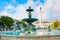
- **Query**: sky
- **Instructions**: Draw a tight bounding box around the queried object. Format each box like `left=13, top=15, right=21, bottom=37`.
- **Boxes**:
left=0, top=0, right=60, bottom=22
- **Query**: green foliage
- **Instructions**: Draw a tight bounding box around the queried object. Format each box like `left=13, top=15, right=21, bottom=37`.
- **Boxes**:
left=16, top=21, right=28, bottom=29
left=58, top=22, right=60, bottom=26
left=22, top=21, right=28, bottom=27
left=0, top=16, right=14, bottom=30
left=50, top=21, right=60, bottom=29
left=16, top=21, right=22, bottom=24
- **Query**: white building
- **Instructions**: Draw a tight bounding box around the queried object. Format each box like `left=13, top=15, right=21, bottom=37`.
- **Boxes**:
left=32, top=21, right=51, bottom=29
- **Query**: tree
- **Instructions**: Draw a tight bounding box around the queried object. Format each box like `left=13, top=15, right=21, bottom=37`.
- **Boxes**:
left=0, top=16, right=14, bottom=31
left=22, top=21, right=28, bottom=28
left=54, top=22, right=58, bottom=29
left=50, top=20, right=60, bottom=29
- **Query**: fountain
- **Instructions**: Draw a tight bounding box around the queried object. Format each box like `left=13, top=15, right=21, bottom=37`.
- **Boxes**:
left=0, top=6, right=60, bottom=40
left=22, top=6, right=38, bottom=34
left=22, top=6, right=38, bottom=25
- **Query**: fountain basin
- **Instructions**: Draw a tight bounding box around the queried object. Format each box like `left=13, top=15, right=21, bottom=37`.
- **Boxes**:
left=0, top=29, right=60, bottom=36
left=0, top=32, right=60, bottom=40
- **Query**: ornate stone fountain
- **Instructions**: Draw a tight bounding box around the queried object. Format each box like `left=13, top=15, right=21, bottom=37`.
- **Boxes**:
left=22, top=6, right=38, bottom=34
left=22, top=6, right=38, bottom=25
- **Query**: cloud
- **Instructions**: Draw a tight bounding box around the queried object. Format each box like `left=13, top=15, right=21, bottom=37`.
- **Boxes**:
left=0, top=0, right=60, bottom=21
left=52, top=0, right=60, bottom=14
left=32, top=0, right=60, bottom=21
left=45, top=0, right=60, bottom=20
left=1, top=4, right=28, bottom=20
left=13, top=5, right=28, bottom=20
left=0, top=11, right=9, bottom=16
left=4, top=4, right=16, bottom=14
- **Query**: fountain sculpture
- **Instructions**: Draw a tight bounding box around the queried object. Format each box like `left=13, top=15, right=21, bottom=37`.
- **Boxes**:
left=22, top=6, right=38, bottom=25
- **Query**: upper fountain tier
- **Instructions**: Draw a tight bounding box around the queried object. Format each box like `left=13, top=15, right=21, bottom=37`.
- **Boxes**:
left=22, top=6, right=38, bottom=25
left=26, top=6, right=34, bottom=12
left=26, top=6, right=34, bottom=18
